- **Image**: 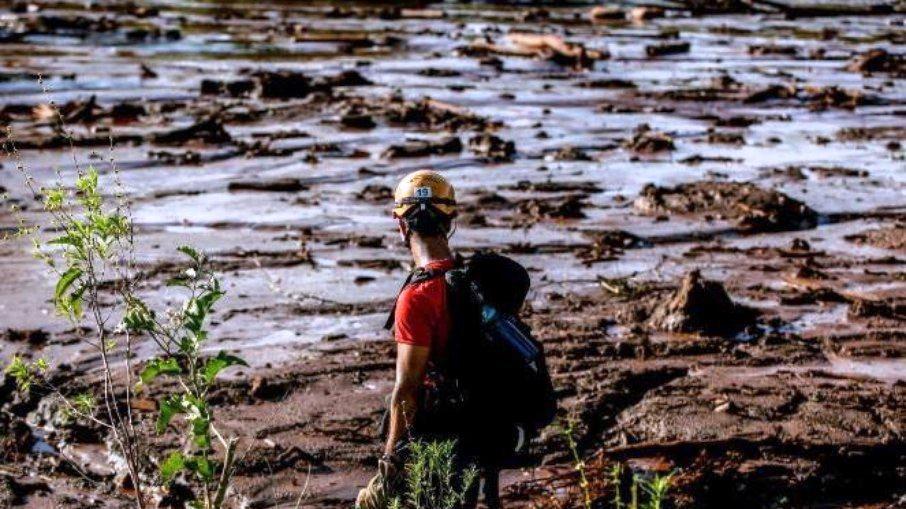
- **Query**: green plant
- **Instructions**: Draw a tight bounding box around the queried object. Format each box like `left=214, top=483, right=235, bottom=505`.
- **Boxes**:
left=4, top=356, right=48, bottom=392
left=391, top=439, right=478, bottom=509
left=611, top=463, right=623, bottom=509
left=561, top=417, right=592, bottom=509
left=128, top=245, right=247, bottom=509
left=610, top=463, right=675, bottom=509
left=4, top=108, right=245, bottom=507
left=637, top=471, right=673, bottom=509
left=559, top=420, right=674, bottom=509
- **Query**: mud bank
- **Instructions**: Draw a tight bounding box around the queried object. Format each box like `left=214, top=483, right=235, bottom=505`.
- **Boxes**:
left=1, top=1, right=904, bottom=508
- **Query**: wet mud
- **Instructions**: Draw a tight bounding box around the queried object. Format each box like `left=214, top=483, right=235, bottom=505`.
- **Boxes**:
left=1, top=1, right=904, bottom=508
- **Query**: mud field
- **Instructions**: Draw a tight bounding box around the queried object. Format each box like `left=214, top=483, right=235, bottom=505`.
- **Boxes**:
left=1, top=1, right=904, bottom=508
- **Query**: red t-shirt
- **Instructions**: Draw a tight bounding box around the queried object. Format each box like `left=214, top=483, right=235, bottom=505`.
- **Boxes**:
left=394, top=259, right=454, bottom=360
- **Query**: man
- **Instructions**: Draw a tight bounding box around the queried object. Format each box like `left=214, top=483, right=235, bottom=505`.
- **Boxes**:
left=356, top=169, right=499, bottom=509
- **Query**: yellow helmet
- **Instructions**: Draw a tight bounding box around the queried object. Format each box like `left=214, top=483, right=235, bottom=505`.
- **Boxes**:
left=392, top=170, right=457, bottom=218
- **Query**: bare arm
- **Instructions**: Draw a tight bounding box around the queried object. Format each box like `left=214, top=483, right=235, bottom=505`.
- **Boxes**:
left=384, top=343, right=430, bottom=457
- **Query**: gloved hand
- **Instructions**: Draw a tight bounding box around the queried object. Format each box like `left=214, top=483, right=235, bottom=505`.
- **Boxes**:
left=355, top=457, right=402, bottom=509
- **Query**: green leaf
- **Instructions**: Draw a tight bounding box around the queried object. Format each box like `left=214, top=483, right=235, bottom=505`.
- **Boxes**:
left=198, top=288, right=225, bottom=314
left=123, top=300, right=156, bottom=333
left=177, top=245, right=201, bottom=263
left=165, top=276, right=190, bottom=288
left=43, top=188, right=65, bottom=211
left=185, top=455, right=214, bottom=481
left=54, top=267, right=82, bottom=302
left=140, top=357, right=181, bottom=384
left=201, top=351, right=248, bottom=384
left=183, top=287, right=225, bottom=334
left=191, top=416, right=210, bottom=448
left=156, top=395, right=183, bottom=434
left=47, top=234, right=82, bottom=249
left=72, top=392, right=96, bottom=415
left=160, top=451, right=185, bottom=482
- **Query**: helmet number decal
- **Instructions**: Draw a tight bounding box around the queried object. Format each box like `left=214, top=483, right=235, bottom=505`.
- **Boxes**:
left=414, top=186, right=432, bottom=199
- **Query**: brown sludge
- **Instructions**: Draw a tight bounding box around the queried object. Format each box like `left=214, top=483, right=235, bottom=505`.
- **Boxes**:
left=0, top=1, right=903, bottom=508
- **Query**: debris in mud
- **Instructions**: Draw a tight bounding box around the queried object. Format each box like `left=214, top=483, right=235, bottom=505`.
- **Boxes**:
left=324, top=5, right=443, bottom=20
left=588, top=5, right=625, bottom=22
left=312, top=70, right=373, bottom=90
left=110, top=102, right=147, bottom=121
left=251, top=69, right=371, bottom=99
left=463, top=191, right=510, bottom=212
left=0, top=412, right=33, bottom=462
left=712, top=115, right=760, bottom=128
left=577, top=78, right=636, bottom=89
left=517, top=196, right=587, bottom=221
left=845, top=224, right=905, bottom=251
left=418, top=68, right=460, bottom=78
left=805, top=86, right=869, bottom=111
left=202, top=70, right=372, bottom=100
left=707, top=130, right=745, bottom=145
left=680, top=0, right=753, bottom=15
left=505, top=180, right=602, bottom=194
left=382, top=136, right=462, bottom=159
left=547, top=145, right=592, bottom=161
left=634, top=181, right=818, bottom=232
left=251, top=70, right=311, bottom=99
left=464, top=33, right=607, bottom=69
left=744, top=83, right=797, bottom=104
left=338, top=259, right=403, bottom=272
left=608, top=369, right=905, bottom=508
left=148, top=149, right=202, bottom=165
left=31, top=95, right=147, bottom=124
left=139, top=63, right=157, bottom=79
left=845, top=48, right=905, bottom=75
left=679, top=154, right=740, bottom=165
left=357, top=96, right=493, bottom=132
left=577, top=230, right=646, bottom=264
left=468, top=133, right=515, bottom=162
left=630, top=6, right=665, bottom=22
left=58, top=95, right=103, bottom=123
left=356, top=185, right=393, bottom=203
left=249, top=376, right=292, bottom=401
left=200, top=78, right=256, bottom=98
left=339, top=105, right=377, bottom=129
left=227, top=178, right=307, bottom=193
left=748, top=44, right=797, bottom=56
left=807, top=166, right=869, bottom=179
left=769, top=1, right=894, bottom=18
left=836, top=125, right=905, bottom=142
left=646, top=41, right=690, bottom=57
left=0, top=474, right=50, bottom=507
left=4, top=329, right=48, bottom=346
left=152, top=114, right=232, bottom=145
left=625, top=124, right=675, bottom=153
left=647, top=270, right=758, bottom=336
left=849, top=297, right=905, bottom=321
left=236, top=139, right=292, bottom=158
left=236, top=444, right=327, bottom=475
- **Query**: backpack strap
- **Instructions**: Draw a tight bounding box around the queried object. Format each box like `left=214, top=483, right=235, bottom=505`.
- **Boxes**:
left=383, top=267, right=447, bottom=331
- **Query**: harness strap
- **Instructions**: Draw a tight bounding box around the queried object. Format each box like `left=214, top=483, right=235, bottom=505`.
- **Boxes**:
left=383, top=267, right=446, bottom=331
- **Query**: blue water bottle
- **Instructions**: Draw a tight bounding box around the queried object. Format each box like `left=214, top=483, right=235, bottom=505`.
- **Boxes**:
left=472, top=282, right=541, bottom=373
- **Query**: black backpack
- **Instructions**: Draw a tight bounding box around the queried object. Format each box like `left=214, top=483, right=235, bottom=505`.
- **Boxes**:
left=385, top=252, right=557, bottom=466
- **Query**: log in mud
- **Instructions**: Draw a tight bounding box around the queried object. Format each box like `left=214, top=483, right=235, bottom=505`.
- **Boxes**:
left=1, top=1, right=903, bottom=508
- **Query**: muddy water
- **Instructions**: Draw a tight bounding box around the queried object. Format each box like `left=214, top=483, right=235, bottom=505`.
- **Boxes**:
left=1, top=1, right=904, bottom=508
